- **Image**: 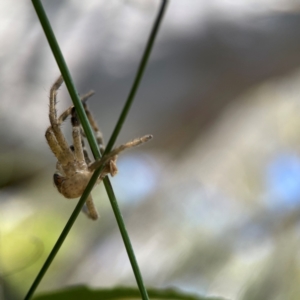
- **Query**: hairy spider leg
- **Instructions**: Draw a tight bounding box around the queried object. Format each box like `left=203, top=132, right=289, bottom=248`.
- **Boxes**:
left=76, top=93, right=105, bottom=164
left=51, top=89, right=95, bottom=166
left=53, top=89, right=95, bottom=127
left=81, top=139, right=92, bottom=165
left=46, top=76, right=73, bottom=165
left=89, top=135, right=153, bottom=172
left=71, top=108, right=86, bottom=165
left=71, top=107, right=99, bottom=220
left=76, top=100, right=118, bottom=178
left=85, top=194, right=98, bottom=220
left=64, top=90, right=102, bottom=164
left=69, top=141, right=91, bottom=165
left=82, top=98, right=104, bottom=153
left=68, top=90, right=110, bottom=189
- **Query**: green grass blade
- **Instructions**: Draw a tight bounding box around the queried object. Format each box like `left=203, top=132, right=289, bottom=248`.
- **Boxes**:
left=102, top=2, right=168, bottom=299
left=31, top=0, right=100, bottom=160
left=34, top=286, right=227, bottom=300
left=26, top=1, right=168, bottom=300
left=25, top=1, right=106, bottom=299
left=104, top=0, right=169, bottom=155
left=103, top=177, right=149, bottom=299
left=25, top=2, right=104, bottom=298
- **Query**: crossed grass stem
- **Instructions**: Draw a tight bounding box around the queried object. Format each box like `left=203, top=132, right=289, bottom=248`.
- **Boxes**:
left=25, top=1, right=168, bottom=300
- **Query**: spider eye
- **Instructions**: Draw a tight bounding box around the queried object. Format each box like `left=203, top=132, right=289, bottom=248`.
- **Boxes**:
left=53, top=173, right=64, bottom=187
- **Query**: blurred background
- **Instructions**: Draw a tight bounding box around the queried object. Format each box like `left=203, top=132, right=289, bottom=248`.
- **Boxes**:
left=2, top=0, right=300, bottom=299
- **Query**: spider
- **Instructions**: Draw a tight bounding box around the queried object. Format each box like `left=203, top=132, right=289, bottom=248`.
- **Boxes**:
left=45, top=75, right=152, bottom=220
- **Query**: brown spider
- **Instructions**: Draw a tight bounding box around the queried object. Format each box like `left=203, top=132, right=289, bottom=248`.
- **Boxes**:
left=45, top=76, right=152, bottom=220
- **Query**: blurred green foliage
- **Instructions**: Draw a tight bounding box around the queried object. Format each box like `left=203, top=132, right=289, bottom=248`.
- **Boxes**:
left=33, top=286, right=226, bottom=300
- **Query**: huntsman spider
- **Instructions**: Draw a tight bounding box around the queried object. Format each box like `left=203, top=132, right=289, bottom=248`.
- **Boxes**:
left=45, top=76, right=152, bottom=220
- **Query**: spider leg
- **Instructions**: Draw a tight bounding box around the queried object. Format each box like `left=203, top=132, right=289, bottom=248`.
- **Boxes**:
left=81, top=139, right=92, bottom=165
left=46, top=76, right=73, bottom=165
left=70, top=139, right=91, bottom=165
left=89, top=135, right=153, bottom=172
left=50, top=87, right=95, bottom=164
left=82, top=194, right=98, bottom=220
left=74, top=91, right=104, bottom=165
left=80, top=90, right=95, bottom=103
left=81, top=98, right=104, bottom=153
left=60, top=89, right=100, bottom=164
left=54, top=90, right=95, bottom=126
left=70, top=139, right=92, bottom=165
left=71, top=108, right=99, bottom=219
left=45, top=129, right=63, bottom=159
left=77, top=91, right=97, bottom=164
left=71, top=108, right=86, bottom=165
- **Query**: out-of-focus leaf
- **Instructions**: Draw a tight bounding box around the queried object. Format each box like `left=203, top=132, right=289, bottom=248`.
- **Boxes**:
left=33, top=286, right=227, bottom=300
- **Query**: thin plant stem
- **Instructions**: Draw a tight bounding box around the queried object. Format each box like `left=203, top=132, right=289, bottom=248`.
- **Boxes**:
left=104, top=0, right=169, bottom=156
left=103, top=2, right=168, bottom=299
left=25, top=3, right=104, bottom=298
left=32, top=0, right=100, bottom=160
left=25, top=1, right=168, bottom=300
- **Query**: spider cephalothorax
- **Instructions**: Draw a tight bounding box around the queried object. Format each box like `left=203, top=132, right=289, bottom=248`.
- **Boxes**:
left=45, top=75, right=152, bottom=220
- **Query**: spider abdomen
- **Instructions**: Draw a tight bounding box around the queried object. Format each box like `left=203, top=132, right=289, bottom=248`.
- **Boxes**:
left=54, top=171, right=92, bottom=199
